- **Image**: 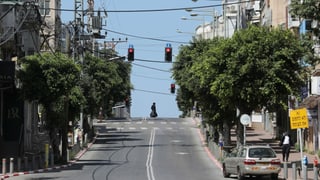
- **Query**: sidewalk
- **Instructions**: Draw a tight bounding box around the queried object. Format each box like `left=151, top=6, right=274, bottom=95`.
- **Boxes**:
left=242, top=127, right=317, bottom=180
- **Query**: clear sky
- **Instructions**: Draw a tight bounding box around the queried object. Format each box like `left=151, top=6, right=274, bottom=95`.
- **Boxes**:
left=61, top=0, right=222, bottom=118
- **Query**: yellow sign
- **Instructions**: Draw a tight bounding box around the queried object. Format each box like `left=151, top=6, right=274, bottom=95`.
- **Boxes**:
left=289, top=108, right=309, bottom=129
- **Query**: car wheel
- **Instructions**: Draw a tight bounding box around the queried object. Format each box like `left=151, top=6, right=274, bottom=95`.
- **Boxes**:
left=237, top=168, right=245, bottom=180
left=270, top=173, right=278, bottom=180
left=222, top=164, right=230, bottom=178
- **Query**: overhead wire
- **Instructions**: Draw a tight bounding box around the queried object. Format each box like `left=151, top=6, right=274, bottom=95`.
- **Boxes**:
left=104, top=28, right=189, bottom=44
left=132, top=62, right=171, bottom=73
left=46, top=1, right=250, bottom=13
left=132, top=73, right=172, bottom=81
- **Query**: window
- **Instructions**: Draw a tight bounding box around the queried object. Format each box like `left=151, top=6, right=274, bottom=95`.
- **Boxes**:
left=39, top=0, right=50, bottom=16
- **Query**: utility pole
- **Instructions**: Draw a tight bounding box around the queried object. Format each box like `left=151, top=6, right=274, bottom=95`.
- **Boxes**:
left=74, top=0, right=84, bottom=129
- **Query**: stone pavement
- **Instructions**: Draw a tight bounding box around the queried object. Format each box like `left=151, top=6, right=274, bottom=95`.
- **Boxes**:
left=241, top=127, right=318, bottom=180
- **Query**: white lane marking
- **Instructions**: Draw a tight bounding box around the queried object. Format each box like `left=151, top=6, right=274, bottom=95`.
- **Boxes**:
left=136, top=121, right=143, bottom=124
left=171, top=140, right=182, bottom=143
left=124, top=122, right=131, bottom=125
left=129, top=127, right=136, bottom=130
left=146, top=128, right=156, bottom=180
left=148, top=122, right=155, bottom=124
left=175, top=152, right=189, bottom=155
left=160, top=122, right=167, bottom=125
left=170, top=122, right=177, bottom=124
left=141, top=127, right=148, bottom=130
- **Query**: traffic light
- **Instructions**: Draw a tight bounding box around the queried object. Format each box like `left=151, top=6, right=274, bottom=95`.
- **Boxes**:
left=165, top=43, right=172, bottom=62
left=170, top=83, right=175, bottom=94
left=128, top=44, right=134, bottom=61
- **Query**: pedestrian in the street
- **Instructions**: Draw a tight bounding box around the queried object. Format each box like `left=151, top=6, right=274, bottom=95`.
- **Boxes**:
left=279, top=132, right=293, bottom=162
left=150, top=102, right=158, bottom=117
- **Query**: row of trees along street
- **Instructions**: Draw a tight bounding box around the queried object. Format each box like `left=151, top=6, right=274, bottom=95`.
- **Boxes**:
left=172, top=25, right=319, bottom=147
left=17, top=51, right=132, bottom=163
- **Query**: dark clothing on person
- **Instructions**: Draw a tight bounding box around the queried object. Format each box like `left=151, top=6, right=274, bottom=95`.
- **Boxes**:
left=150, top=103, right=158, bottom=117
left=279, top=133, right=293, bottom=162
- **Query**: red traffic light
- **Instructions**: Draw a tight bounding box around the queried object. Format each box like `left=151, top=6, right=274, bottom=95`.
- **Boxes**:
left=165, top=47, right=172, bottom=62
left=170, top=83, right=175, bottom=93
left=128, top=47, right=134, bottom=61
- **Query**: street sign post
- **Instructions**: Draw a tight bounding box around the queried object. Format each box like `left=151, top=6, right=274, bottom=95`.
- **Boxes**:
left=289, top=108, right=308, bottom=172
left=240, top=114, right=251, bottom=146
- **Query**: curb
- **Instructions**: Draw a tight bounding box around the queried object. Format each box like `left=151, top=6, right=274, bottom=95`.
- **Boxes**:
left=192, top=117, right=223, bottom=171
left=0, top=136, right=97, bottom=180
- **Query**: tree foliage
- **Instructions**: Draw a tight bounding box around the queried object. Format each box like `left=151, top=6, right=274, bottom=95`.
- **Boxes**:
left=173, top=25, right=313, bottom=145
left=81, top=54, right=132, bottom=118
left=18, top=52, right=82, bottom=162
left=290, top=0, right=320, bottom=21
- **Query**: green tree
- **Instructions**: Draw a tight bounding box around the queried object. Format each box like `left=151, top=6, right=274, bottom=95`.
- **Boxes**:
left=290, top=0, right=320, bottom=64
left=209, top=26, right=309, bottom=145
left=18, top=52, right=81, bottom=162
left=290, top=0, right=320, bottom=22
left=174, top=26, right=313, bottom=145
left=81, top=54, right=131, bottom=120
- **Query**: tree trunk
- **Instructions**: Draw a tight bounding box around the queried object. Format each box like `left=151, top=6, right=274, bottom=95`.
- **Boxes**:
left=61, top=97, right=69, bottom=163
left=222, top=121, right=231, bottom=146
left=236, top=118, right=244, bottom=147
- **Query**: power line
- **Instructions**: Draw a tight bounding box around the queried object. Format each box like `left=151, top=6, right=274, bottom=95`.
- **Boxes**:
left=132, top=62, right=171, bottom=72
left=105, top=28, right=189, bottom=44
left=48, top=1, right=250, bottom=13
left=132, top=73, right=172, bottom=81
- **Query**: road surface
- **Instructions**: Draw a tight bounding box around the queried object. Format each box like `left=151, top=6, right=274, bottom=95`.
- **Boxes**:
left=7, top=118, right=225, bottom=180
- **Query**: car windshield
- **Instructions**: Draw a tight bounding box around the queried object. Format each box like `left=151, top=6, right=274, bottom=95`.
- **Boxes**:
left=248, top=147, right=276, bottom=158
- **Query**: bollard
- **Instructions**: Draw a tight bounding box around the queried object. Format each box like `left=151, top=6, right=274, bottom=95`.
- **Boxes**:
left=24, top=157, right=28, bottom=171
left=9, top=158, right=14, bottom=174
left=45, top=144, right=49, bottom=168
left=303, top=155, right=308, bottom=180
left=314, top=156, right=318, bottom=180
left=50, top=152, right=54, bottom=167
left=17, top=157, right=21, bottom=172
left=314, top=166, right=318, bottom=180
left=292, top=163, right=297, bottom=180
left=32, top=155, right=36, bottom=170
left=303, top=165, right=308, bottom=180
left=283, top=162, right=288, bottom=179
left=67, top=149, right=70, bottom=162
left=2, top=158, right=6, bottom=175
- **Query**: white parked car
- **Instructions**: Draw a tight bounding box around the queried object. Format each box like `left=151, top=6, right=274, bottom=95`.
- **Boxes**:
left=222, top=145, right=281, bottom=180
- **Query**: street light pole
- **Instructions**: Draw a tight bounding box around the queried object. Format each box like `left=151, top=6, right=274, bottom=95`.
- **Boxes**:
left=181, top=16, right=205, bottom=39
left=186, top=8, right=217, bottom=39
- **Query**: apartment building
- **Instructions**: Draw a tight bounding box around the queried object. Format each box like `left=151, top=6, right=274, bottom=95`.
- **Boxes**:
left=37, top=0, right=62, bottom=52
